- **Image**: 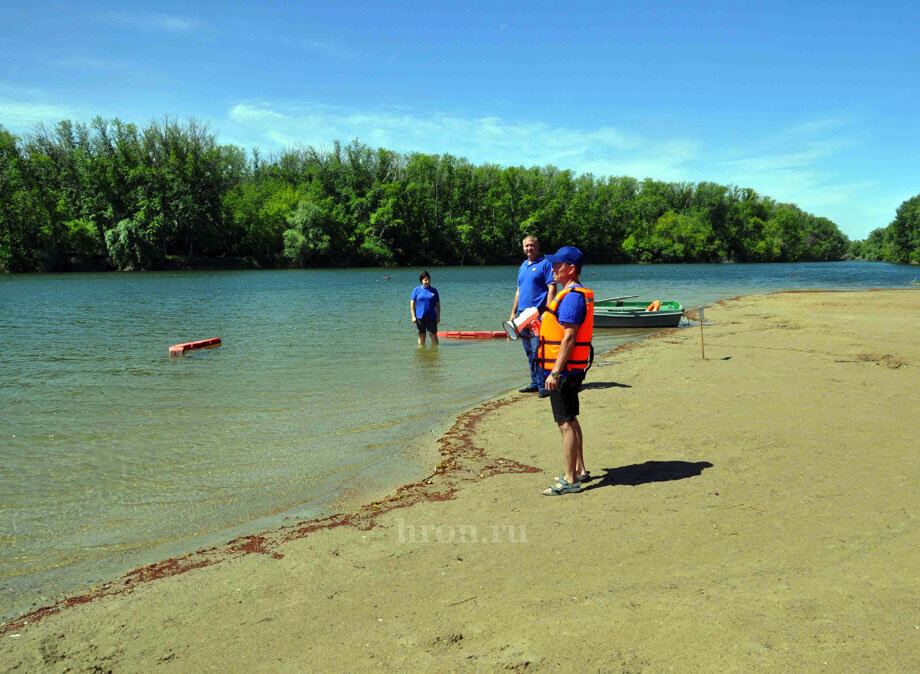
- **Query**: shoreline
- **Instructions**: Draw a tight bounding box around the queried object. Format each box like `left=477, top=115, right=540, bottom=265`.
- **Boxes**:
left=1, top=322, right=661, bottom=629
left=0, top=394, right=535, bottom=635
left=0, top=409, right=452, bottom=623
left=3, top=288, right=919, bottom=671
left=0, top=292, right=748, bottom=626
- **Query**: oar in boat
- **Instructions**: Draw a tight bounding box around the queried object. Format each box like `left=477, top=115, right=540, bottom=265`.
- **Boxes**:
left=596, top=294, right=639, bottom=303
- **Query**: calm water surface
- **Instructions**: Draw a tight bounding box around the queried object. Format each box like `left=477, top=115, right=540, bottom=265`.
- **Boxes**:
left=0, top=261, right=915, bottom=616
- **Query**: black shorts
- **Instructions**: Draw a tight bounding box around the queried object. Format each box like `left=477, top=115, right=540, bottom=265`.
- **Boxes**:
left=415, top=317, right=438, bottom=334
left=548, top=371, right=585, bottom=423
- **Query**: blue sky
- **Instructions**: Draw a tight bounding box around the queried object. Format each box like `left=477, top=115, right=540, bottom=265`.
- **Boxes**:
left=2, top=0, right=918, bottom=239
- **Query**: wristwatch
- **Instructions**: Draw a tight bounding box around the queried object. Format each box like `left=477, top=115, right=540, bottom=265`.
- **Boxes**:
left=550, top=370, right=562, bottom=377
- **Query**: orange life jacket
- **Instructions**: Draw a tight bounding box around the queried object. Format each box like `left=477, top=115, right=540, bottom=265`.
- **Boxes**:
left=537, top=285, right=594, bottom=372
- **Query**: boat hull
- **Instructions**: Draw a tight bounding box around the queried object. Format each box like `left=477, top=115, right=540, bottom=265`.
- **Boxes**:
left=593, top=310, right=684, bottom=328
left=593, top=301, right=684, bottom=328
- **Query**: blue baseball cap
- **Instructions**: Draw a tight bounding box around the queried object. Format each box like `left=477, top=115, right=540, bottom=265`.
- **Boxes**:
left=545, top=246, right=585, bottom=270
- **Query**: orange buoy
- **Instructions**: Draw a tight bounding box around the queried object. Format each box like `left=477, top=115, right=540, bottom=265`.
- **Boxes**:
left=645, top=300, right=661, bottom=312
left=169, top=337, right=222, bottom=356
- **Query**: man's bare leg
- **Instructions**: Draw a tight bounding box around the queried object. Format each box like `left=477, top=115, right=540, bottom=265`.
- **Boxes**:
left=558, top=420, right=580, bottom=484
left=571, top=418, right=585, bottom=476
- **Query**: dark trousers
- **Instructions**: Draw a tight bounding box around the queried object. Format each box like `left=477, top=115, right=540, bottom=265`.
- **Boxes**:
left=520, top=326, right=546, bottom=391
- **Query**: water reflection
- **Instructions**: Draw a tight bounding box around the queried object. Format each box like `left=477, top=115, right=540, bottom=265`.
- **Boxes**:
left=411, top=342, right=446, bottom=387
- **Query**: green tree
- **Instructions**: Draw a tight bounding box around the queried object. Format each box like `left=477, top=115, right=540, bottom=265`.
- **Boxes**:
left=802, top=216, right=848, bottom=261
left=887, top=195, right=920, bottom=264
left=1, top=121, right=855, bottom=272
left=282, top=199, right=334, bottom=265
left=766, top=206, right=806, bottom=261
left=105, top=218, right=163, bottom=270
left=0, top=127, right=67, bottom=271
left=63, top=217, right=106, bottom=264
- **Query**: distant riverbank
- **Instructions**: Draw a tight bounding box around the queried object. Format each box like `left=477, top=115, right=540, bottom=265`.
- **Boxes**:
left=5, top=254, right=262, bottom=273
left=7, top=256, right=917, bottom=275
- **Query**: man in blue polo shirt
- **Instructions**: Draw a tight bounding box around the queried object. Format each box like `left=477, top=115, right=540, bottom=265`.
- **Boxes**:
left=509, top=235, right=556, bottom=394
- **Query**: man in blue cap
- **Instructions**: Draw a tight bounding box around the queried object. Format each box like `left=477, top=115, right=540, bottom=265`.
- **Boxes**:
left=509, top=235, right=556, bottom=394
left=537, top=245, right=594, bottom=495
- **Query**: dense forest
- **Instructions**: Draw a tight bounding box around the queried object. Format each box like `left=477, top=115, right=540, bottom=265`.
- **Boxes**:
left=1, top=117, right=856, bottom=273
left=849, top=194, right=920, bottom=265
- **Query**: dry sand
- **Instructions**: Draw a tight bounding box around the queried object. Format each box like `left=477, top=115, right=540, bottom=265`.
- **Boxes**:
left=2, top=289, right=919, bottom=672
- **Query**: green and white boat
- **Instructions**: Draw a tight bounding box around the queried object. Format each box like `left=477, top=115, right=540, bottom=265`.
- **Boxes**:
left=593, top=295, right=685, bottom=328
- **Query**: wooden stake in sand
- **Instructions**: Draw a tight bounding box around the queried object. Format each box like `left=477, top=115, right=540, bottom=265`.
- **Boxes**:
left=698, top=306, right=705, bottom=360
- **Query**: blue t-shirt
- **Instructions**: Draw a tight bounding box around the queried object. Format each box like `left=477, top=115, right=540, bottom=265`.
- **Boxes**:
left=516, top=256, right=555, bottom=311
left=556, top=284, right=587, bottom=326
left=411, top=285, right=440, bottom=319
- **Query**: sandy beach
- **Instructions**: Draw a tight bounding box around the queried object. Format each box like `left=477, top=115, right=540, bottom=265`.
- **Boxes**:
left=2, top=289, right=919, bottom=672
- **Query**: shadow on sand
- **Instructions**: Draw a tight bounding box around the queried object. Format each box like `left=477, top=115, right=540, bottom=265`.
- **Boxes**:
left=581, top=381, right=632, bottom=390
left=583, top=460, right=713, bottom=491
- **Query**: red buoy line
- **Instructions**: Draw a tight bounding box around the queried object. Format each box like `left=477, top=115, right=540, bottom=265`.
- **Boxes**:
left=436, top=331, right=509, bottom=340
left=167, top=328, right=510, bottom=355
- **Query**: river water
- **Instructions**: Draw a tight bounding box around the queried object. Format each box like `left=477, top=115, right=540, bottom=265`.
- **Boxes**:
left=0, top=261, right=915, bottom=616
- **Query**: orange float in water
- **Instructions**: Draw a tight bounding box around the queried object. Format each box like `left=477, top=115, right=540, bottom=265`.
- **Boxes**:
left=169, top=337, right=222, bottom=356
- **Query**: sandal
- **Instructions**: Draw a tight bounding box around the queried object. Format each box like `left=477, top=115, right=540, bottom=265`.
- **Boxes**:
left=555, top=471, right=590, bottom=483
left=542, top=477, right=583, bottom=496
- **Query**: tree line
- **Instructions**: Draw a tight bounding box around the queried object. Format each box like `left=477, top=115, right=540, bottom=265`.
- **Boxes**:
left=1, top=117, right=853, bottom=272
left=849, top=195, right=920, bottom=265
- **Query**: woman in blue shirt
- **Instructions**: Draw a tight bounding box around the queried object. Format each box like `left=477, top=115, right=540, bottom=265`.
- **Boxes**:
left=410, top=271, right=441, bottom=346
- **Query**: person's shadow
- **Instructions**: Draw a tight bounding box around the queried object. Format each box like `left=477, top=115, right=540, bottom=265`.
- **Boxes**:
left=582, top=381, right=631, bottom=390
left=583, top=460, right=713, bottom=491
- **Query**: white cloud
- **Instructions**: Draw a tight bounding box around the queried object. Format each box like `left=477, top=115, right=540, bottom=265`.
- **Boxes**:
left=723, top=141, right=849, bottom=174
left=222, top=101, right=698, bottom=181
left=0, top=101, right=80, bottom=132
left=106, top=12, right=201, bottom=34
left=46, top=56, right=131, bottom=72
left=300, top=39, right=359, bottom=59
left=222, top=104, right=893, bottom=237
left=702, top=116, right=890, bottom=236
left=229, top=103, right=289, bottom=122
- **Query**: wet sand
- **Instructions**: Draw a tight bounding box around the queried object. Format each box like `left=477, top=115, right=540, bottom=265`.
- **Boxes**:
left=2, top=289, right=919, bottom=672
